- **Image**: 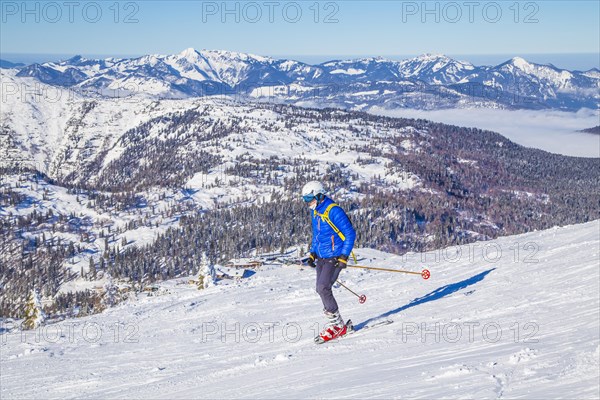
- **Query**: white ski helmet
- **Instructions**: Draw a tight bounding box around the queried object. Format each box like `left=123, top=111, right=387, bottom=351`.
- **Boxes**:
left=301, top=181, right=327, bottom=202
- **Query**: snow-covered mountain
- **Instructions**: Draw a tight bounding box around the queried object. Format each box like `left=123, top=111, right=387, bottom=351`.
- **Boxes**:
left=2, top=221, right=598, bottom=398
left=9, top=49, right=599, bottom=110
left=320, top=53, right=477, bottom=85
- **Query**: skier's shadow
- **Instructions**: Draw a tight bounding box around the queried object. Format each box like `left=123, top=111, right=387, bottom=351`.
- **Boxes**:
left=355, top=268, right=496, bottom=331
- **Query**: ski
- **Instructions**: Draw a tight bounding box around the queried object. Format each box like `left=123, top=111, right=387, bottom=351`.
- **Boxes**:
left=352, top=319, right=394, bottom=333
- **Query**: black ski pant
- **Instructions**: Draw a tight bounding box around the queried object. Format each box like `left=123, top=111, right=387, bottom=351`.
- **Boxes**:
left=315, top=257, right=343, bottom=314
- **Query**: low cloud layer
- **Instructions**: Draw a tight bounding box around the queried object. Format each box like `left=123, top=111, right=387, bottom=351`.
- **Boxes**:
left=369, top=107, right=600, bottom=158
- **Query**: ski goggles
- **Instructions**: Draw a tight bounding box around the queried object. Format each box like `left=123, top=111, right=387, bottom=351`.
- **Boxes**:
left=302, top=194, right=316, bottom=203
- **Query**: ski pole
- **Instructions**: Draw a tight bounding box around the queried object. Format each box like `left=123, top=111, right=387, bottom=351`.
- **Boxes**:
left=336, top=280, right=367, bottom=304
left=347, top=265, right=431, bottom=280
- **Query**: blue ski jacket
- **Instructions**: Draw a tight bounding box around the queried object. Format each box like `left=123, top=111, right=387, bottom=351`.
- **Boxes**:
left=310, top=196, right=356, bottom=259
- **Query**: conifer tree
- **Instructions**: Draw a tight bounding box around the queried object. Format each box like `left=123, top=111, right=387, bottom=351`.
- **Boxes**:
left=198, top=253, right=215, bottom=290
left=101, top=274, right=119, bottom=308
left=22, top=289, right=45, bottom=330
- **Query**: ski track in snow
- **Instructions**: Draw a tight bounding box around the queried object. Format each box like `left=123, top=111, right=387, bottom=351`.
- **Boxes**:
left=1, top=221, right=599, bottom=399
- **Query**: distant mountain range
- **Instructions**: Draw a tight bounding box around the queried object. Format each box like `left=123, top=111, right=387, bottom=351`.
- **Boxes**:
left=2, top=48, right=599, bottom=111
left=0, top=59, right=24, bottom=69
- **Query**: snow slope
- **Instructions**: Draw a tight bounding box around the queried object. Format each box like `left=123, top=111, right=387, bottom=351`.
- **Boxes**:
left=1, top=71, right=421, bottom=189
left=1, top=221, right=599, bottom=399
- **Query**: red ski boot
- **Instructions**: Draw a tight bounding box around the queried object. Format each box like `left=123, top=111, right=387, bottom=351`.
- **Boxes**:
left=314, top=311, right=353, bottom=344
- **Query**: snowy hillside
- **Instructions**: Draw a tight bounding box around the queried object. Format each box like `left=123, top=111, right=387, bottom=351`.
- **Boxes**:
left=2, top=221, right=598, bottom=398
left=2, top=80, right=598, bottom=321
left=0, top=72, right=423, bottom=187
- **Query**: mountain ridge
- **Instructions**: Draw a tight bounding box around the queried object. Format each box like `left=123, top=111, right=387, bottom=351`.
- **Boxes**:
left=9, top=48, right=599, bottom=111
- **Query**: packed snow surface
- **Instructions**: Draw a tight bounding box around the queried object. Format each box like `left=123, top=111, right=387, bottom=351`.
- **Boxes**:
left=1, top=221, right=599, bottom=398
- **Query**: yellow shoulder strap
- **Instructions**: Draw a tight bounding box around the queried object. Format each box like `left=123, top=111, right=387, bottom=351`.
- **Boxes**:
left=314, top=203, right=344, bottom=240
left=314, top=203, right=357, bottom=263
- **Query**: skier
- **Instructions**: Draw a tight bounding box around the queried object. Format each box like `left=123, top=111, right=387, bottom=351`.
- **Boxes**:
left=302, top=181, right=356, bottom=342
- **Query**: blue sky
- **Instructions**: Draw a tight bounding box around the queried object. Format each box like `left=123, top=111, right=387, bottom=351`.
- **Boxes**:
left=1, top=1, right=599, bottom=67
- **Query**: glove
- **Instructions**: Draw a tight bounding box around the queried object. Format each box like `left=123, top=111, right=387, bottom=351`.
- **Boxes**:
left=335, top=254, right=348, bottom=269
left=307, top=253, right=317, bottom=268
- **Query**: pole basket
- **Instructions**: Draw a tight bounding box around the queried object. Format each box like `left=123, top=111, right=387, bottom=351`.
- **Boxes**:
left=421, top=269, right=431, bottom=280
left=359, top=294, right=367, bottom=304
